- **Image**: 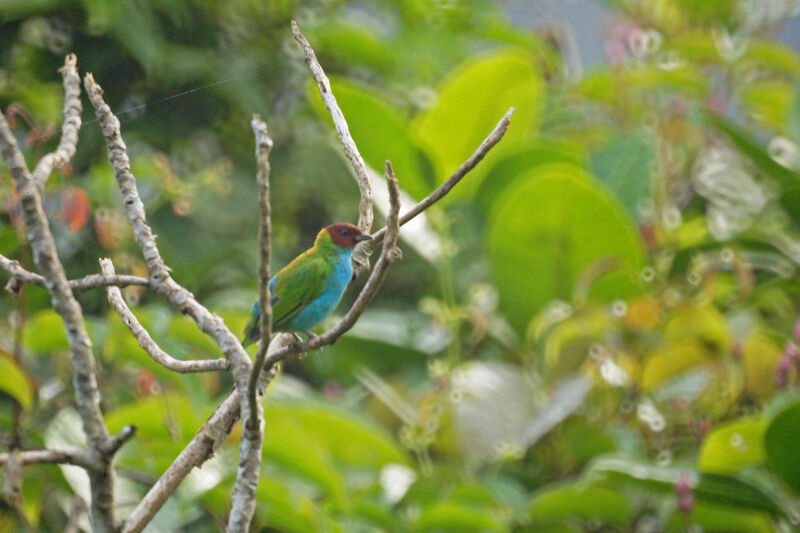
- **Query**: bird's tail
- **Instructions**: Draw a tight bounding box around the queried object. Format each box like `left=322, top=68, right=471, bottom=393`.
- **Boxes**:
left=241, top=301, right=261, bottom=347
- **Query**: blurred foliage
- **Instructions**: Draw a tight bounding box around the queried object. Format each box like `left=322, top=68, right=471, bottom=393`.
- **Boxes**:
left=3, top=0, right=800, bottom=531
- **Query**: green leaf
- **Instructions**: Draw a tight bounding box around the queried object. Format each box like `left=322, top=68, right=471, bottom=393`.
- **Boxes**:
left=264, top=401, right=410, bottom=468
left=413, top=502, right=506, bottom=532
left=707, top=114, right=800, bottom=224
left=590, top=132, right=654, bottom=216
left=698, top=417, right=767, bottom=474
left=489, top=166, right=645, bottom=331
left=528, top=482, right=632, bottom=526
left=677, top=502, right=775, bottom=533
left=308, top=78, right=433, bottom=200
left=790, top=86, right=800, bottom=145
left=256, top=475, right=343, bottom=533
left=590, top=457, right=785, bottom=516
left=0, top=353, right=33, bottom=410
left=262, top=436, right=346, bottom=506
left=412, top=48, right=544, bottom=196
left=475, top=139, right=589, bottom=213
left=765, top=400, right=800, bottom=494
left=24, top=310, right=69, bottom=353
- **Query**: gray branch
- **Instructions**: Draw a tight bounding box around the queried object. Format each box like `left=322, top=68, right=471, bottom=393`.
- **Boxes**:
left=85, top=64, right=261, bottom=532
left=121, top=363, right=278, bottom=533
left=292, top=21, right=373, bottom=234
left=32, top=53, right=82, bottom=190
left=0, top=448, right=94, bottom=468
left=83, top=72, right=253, bottom=395
left=101, top=258, right=228, bottom=373
left=0, top=253, right=149, bottom=296
left=247, top=115, right=274, bottom=430
left=0, top=55, right=119, bottom=532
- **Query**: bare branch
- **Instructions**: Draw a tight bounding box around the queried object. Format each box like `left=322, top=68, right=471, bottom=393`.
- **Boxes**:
left=100, top=258, right=228, bottom=373
left=292, top=20, right=373, bottom=233
left=1, top=85, right=116, bottom=531
left=0, top=448, right=94, bottom=468
left=1, top=452, right=23, bottom=506
left=121, top=363, right=274, bottom=533
left=371, top=107, right=515, bottom=245
left=83, top=73, right=171, bottom=284
left=32, top=53, right=82, bottom=190
left=83, top=72, right=253, bottom=387
left=262, top=161, right=402, bottom=369
left=227, top=116, right=274, bottom=530
left=0, top=253, right=149, bottom=296
left=101, top=424, right=138, bottom=457
left=247, top=115, right=274, bottom=430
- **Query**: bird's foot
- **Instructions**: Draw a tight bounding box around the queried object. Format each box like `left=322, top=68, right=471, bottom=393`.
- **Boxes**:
left=291, top=332, right=308, bottom=359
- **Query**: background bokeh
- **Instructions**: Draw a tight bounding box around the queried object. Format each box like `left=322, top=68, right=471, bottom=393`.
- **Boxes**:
left=3, top=1, right=800, bottom=531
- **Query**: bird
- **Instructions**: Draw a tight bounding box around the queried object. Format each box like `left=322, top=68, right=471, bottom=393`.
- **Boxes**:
left=242, top=222, right=372, bottom=346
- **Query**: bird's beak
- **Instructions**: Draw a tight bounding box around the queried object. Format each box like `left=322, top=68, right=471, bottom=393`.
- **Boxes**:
left=355, top=233, right=372, bottom=242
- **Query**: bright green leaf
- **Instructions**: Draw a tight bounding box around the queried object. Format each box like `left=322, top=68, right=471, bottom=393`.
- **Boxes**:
left=528, top=482, right=632, bottom=526
left=0, top=354, right=33, bottom=410
left=413, top=502, right=505, bottom=533
left=24, top=310, right=69, bottom=354
left=308, top=78, right=433, bottom=199
left=412, top=48, right=544, bottom=196
left=476, top=139, right=589, bottom=213
left=489, top=166, right=645, bottom=331
left=698, top=417, right=767, bottom=474
left=264, top=401, right=409, bottom=468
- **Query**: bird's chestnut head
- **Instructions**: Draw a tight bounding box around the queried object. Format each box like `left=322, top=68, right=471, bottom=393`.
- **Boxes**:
left=325, top=222, right=372, bottom=249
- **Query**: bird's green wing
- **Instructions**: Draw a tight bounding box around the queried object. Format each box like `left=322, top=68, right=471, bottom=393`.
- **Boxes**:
left=271, top=254, right=329, bottom=330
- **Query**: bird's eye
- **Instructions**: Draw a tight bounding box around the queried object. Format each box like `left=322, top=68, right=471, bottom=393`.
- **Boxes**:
left=341, top=228, right=350, bottom=236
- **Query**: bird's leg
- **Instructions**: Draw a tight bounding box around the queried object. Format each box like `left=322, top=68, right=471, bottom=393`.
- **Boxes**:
left=302, top=330, right=321, bottom=345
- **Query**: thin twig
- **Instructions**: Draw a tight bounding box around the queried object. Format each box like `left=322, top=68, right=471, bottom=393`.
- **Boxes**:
left=0, top=253, right=150, bottom=296
left=371, top=107, right=515, bottom=245
left=292, top=20, right=373, bottom=233
left=0, top=448, right=94, bottom=468
left=226, top=118, right=274, bottom=532
left=247, top=115, right=274, bottom=430
left=100, top=258, right=228, bottom=373
left=32, top=53, right=82, bottom=191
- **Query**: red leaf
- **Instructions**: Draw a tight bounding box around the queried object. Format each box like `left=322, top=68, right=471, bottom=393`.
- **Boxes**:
left=58, top=186, right=90, bottom=232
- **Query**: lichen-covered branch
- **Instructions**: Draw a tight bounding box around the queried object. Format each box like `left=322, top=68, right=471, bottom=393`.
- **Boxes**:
left=0, top=253, right=149, bottom=296
left=0, top=448, right=94, bottom=468
left=247, top=115, right=274, bottom=429
left=101, top=258, right=228, bottom=373
left=83, top=72, right=253, bottom=388
left=0, top=55, right=118, bottom=532
left=292, top=20, right=373, bottom=234
left=32, top=53, right=82, bottom=190
left=85, top=66, right=262, bottom=532
left=121, top=360, right=275, bottom=533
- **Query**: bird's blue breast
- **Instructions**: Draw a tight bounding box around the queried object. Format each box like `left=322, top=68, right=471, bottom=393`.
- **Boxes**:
left=283, top=249, right=353, bottom=331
